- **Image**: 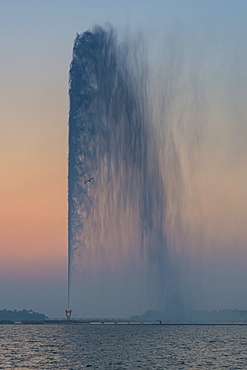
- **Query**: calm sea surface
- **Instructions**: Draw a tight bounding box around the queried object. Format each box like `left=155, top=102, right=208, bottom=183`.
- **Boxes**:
left=0, top=324, right=247, bottom=369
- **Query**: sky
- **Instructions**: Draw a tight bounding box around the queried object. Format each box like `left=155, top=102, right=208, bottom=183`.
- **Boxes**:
left=1, top=0, right=247, bottom=318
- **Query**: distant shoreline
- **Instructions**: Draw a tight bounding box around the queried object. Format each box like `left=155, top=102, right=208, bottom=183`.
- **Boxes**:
left=2, top=308, right=247, bottom=325
left=2, top=320, right=247, bottom=326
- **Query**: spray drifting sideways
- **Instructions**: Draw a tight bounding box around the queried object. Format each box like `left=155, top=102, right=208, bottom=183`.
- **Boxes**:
left=67, top=25, right=199, bottom=316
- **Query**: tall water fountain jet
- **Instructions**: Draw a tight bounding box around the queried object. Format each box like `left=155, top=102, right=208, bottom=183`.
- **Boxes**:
left=68, top=25, right=194, bottom=317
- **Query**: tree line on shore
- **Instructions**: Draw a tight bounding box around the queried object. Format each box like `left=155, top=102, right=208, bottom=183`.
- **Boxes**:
left=0, top=309, right=48, bottom=322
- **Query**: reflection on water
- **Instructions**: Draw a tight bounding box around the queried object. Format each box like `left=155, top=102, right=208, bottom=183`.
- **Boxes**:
left=0, top=324, right=247, bottom=369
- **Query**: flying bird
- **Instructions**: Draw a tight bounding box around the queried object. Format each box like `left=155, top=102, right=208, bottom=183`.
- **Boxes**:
left=84, top=177, right=94, bottom=184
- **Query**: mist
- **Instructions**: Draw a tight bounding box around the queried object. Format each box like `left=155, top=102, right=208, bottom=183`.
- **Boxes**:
left=68, top=23, right=247, bottom=318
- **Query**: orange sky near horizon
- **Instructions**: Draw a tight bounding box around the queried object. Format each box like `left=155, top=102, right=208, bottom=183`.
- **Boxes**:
left=0, top=82, right=68, bottom=281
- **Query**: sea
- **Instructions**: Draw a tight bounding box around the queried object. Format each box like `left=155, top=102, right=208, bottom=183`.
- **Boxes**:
left=1, top=324, right=247, bottom=369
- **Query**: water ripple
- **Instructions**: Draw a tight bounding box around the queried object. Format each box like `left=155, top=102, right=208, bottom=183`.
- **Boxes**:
left=0, top=325, right=247, bottom=369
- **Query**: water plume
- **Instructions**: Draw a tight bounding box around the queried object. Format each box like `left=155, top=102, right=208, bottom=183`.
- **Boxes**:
left=68, top=25, right=186, bottom=316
